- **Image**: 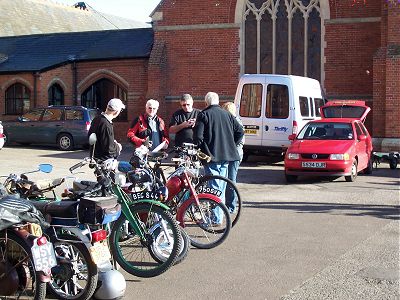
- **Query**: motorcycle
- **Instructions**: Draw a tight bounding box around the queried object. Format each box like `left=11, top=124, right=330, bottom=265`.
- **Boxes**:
left=65, top=133, right=182, bottom=278
left=0, top=195, right=56, bottom=299
left=1, top=165, right=126, bottom=300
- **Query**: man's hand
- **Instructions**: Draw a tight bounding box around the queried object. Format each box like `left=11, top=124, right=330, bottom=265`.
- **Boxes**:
left=115, top=141, right=122, bottom=155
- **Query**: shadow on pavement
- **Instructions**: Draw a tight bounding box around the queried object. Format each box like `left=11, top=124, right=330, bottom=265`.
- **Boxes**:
left=243, top=201, right=400, bottom=220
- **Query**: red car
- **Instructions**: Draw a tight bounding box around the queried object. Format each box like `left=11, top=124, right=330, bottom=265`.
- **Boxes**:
left=284, top=101, right=373, bottom=182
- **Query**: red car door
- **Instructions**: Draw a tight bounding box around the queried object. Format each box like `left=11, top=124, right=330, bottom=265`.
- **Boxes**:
left=354, top=122, right=368, bottom=170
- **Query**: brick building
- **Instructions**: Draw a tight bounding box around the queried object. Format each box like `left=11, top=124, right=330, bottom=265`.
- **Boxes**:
left=0, top=0, right=399, bottom=151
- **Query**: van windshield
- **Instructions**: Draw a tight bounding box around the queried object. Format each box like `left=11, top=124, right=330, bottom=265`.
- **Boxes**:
left=297, top=122, right=354, bottom=140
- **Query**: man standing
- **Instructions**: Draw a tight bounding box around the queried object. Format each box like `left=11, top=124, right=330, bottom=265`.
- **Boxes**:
left=169, top=94, right=201, bottom=147
left=88, top=98, right=125, bottom=161
left=194, top=92, right=244, bottom=224
left=127, top=99, right=169, bottom=150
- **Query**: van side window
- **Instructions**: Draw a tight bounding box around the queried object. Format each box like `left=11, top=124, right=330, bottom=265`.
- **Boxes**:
left=239, top=84, right=262, bottom=118
left=299, top=96, right=309, bottom=117
left=42, top=108, right=63, bottom=121
left=266, top=84, right=289, bottom=119
left=314, top=98, right=324, bottom=117
left=65, top=109, right=84, bottom=121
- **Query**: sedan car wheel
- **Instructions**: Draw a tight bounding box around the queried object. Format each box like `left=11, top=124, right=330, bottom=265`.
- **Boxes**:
left=345, top=160, right=358, bottom=182
left=285, top=173, right=298, bottom=183
left=57, top=133, right=74, bottom=151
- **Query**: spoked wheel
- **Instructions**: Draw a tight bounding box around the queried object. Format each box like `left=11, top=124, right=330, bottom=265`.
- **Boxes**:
left=109, top=203, right=181, bottom=278
left=180, top=197, right=231, bottom=249
left=149, top=227, right=190, bottom=266
left=48, top=236, right=98, bottom=300
left=195, top=175, right=242, bottom=227
left=0, top=230, right=47, bottom=300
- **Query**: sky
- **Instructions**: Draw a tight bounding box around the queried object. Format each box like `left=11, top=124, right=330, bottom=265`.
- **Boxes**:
left=53, top=0, right=161, bottom=23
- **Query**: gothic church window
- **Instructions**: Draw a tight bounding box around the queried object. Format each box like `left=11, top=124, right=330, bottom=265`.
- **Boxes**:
left=243, top=0, right=322, bottom=81
left=5, top=83, right=31, bottom=115
left=48, top=83, right=64, bottom=106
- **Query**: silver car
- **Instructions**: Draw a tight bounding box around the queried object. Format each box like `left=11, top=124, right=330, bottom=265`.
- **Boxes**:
left=2, top=106, right=100, bottom=150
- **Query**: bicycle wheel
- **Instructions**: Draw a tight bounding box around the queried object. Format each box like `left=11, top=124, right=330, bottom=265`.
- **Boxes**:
left=180, top=197, right=231, bottom=249
left=195, top=175, right=242, bottom=227
left=0, top=230, right=47, bottom=300
left=47, top=235, right=98, bottom=300
left=109, top=203, right=181, bottom=278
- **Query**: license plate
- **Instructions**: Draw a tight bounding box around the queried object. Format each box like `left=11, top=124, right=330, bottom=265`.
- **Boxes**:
left=245, top=129, right=257, bottom=135
left=31, top=242, right=57, bottom=272
left=302, top=162, right=326, bottom=168
left=196, top=185, right=222, bottom=197
left=90, top=240, right=111, bottom=265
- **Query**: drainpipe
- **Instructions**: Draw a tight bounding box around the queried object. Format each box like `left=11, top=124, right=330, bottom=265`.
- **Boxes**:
left=71, top=60, right=78, bottom=105
left=33, top=72, right=40, bottom=108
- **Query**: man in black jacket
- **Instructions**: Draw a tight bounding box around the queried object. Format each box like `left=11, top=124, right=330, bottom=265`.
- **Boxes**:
left=88, top=98, right=125, bottom=161
left=194, top=92, right=244, bottom=224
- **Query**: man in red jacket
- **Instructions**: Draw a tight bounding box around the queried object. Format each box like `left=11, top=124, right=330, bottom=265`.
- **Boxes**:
left=127, top=99, right=169, bottom=150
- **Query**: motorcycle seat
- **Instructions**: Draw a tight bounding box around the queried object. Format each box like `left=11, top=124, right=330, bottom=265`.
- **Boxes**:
left=30, top=200, right=78, bottom=218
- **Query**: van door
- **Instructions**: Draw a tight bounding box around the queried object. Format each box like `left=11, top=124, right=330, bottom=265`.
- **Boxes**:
left=238, top=82, right=264, bottom=148
left=262, top=83, right=292, bottom=149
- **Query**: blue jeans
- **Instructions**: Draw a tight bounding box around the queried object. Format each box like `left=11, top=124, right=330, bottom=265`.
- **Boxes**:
left=226, top=160, right=240, bottom=213
left=204, top=161, right=228, bottom=224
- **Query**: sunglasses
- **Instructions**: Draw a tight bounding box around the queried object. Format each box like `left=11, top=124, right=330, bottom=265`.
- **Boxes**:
left=181, top=104, right=191, bottom=107
left=147, top=107, right=158, bottom=110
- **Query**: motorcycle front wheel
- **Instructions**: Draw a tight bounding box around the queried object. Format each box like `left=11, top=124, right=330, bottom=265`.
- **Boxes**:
left=180, top=197, right=232, bottom=249
left=48, top=235, right=98, bottom=300
left=109, top=203, right=181, bottom=278
left=0, top=230, right=47, bottom=300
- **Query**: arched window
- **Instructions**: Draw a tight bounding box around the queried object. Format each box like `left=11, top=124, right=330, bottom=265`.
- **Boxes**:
left=243, top=0, right=322, bottom=81
left=48, top=83, right=64, bottom=106
left=5, top=83, right=31, bottom=115
left=81, top=78, right=127, bottom=121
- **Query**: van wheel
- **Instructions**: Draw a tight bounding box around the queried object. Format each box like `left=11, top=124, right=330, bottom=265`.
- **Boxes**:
left=345, top=160, right=358, bottom=182
left=285, top=174, right=297, bottom=183
left=57, top=133, right=74, bottom=150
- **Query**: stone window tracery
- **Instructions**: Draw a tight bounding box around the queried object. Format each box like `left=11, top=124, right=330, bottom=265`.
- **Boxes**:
left=243, top=0, right=322, bottom=81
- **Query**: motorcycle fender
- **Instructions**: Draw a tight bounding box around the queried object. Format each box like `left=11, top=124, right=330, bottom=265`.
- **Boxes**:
left=132, top=199, right=170, bottom=211
left=38, top=271, right=52, bottom=283
left=176, top=193, right=222, bottom=226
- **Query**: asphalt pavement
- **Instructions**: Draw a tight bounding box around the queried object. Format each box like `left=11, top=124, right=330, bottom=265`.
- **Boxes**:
left=0, top=144, right=399, bottom=300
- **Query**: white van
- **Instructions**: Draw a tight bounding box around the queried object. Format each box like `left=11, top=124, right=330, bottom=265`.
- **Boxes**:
left=234, top=74, right=325, bottom=159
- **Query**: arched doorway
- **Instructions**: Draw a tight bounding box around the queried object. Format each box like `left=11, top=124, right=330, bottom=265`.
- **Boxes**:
left=81, top=78, right=127, bottom=121
left=241, top=0, right=326, bottom=82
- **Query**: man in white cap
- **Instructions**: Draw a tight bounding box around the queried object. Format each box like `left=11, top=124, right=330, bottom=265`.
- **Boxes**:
left=88, top=98, right=125, bottom=161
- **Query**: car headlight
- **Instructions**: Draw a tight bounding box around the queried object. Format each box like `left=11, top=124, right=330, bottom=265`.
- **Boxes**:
left=330, top=153, right=350, bottom=160
left=287, top=153, right=300, bottom=160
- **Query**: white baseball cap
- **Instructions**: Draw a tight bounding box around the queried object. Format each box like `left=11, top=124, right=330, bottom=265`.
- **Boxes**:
left=107, top=98, right=125, bottom=111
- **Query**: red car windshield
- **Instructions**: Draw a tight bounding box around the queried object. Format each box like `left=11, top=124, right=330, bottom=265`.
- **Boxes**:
left=297, top=122, right=354, bottom=140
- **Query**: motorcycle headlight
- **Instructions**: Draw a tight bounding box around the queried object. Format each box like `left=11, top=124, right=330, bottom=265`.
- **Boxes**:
left=330, top=153, right=350, bottom=160
left=287, top=153, right=300, bottom=160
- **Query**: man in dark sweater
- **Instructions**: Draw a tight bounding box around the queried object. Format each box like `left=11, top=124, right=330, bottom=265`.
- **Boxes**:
left=88, top=98, right=125, bottom=161
left=194, top=92, right=244, bottom=224
left=169, top=94, right=201, bottom=147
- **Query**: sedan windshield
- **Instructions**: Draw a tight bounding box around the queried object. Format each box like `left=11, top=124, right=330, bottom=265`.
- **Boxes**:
left=297, top=122, right=353, bottom=140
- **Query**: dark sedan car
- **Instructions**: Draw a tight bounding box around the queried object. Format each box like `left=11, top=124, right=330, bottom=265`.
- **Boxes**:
left=2, top=106, right=100, bottom=150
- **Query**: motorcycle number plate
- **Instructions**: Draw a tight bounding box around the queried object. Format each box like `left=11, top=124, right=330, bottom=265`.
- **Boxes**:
left=31, top=242, right=57, bottom=272
left=90, top=240, right=111, bottom=265
left=196, top=185, right=222, bottom=197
